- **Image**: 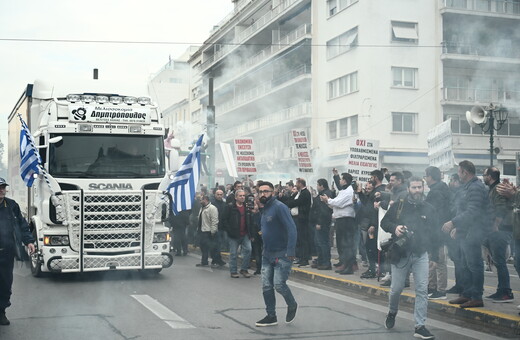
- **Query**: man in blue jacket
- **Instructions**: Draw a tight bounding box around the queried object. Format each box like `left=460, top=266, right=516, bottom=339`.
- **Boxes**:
left=0, top=178, right=35, bottom=326
left=255, top=181, right=298, bottom=327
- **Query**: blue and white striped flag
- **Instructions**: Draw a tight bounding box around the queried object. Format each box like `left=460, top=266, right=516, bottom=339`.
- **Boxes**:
left=19, top=116, right=41, bottom=187
left=166, top=134, right=203, bottom=215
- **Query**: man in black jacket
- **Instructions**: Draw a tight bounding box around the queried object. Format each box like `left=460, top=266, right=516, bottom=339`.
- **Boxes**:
left=0, top=178, right=35, bottom=326
left=223, top=189, right=253, bottom=278
left=424, top=166, right=452, bottom=300
left=287, top=178, right=312, bottom=267
left=381, top=176, right=437, bottom=339
left=311, top=179, right=334, bottom=270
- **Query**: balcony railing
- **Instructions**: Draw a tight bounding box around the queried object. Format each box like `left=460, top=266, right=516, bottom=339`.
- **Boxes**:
left=218, top=102, right=311, bottom=140
left=209, top=24, right=311, bottom=91
left=217, top=64, right=311, bottom=114
left=441, top=0, right=520, bottom=16
left=442, top=41, right=520, bottom=59
left=201, top=0, right=302, bottom=71
left=442, top=86, right=520, bottom=103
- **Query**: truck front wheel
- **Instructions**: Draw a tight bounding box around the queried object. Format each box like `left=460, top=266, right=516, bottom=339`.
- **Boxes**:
left=30, top=231, right=43, bottom=277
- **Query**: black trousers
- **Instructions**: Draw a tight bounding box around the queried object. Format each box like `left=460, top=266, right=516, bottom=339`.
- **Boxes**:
left=295, top=218, right=311, bottom=262
left=336, top=217, right=357, bottom=268
left=199, top=232, right=215, bottom=265
left=0, top=249, right=15, bottom=311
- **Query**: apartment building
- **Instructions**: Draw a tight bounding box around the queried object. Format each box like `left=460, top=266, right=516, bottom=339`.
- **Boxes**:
left=153, top=0, right=520, bottom=183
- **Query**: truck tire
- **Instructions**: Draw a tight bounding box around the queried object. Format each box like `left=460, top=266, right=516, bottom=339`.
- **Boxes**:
left=30, top=230, right=43, bottom=277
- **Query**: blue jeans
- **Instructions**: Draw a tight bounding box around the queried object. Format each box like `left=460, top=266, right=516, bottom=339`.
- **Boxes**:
left=389, top=251, right=429, bottom=328
left=229, top=236, right=251, bottom=273
left=261, top=256, right=297, bottom=317
left=314, top=224, right=331, bottom=266
left=485, top=230, right=512, bottom=292
left=515, top=238, right=520, bottom=278
left=460, top=235, right=485, bottom=300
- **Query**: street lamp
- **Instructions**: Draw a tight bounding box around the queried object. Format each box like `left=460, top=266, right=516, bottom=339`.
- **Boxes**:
left=466, top=103, right=508, bottom=167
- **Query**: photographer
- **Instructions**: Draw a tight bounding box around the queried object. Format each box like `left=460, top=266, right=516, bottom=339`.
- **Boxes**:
left=223, top=189, right=254, bottom=278
left=380, top=177, right=438, bottom=339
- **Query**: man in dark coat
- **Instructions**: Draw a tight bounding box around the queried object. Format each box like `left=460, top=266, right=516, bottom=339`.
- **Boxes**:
left=310, top=179, right=334, bottom=270
left=287, top=178, right=312, bottom=267
left=0, top=178, right=35, bottom=326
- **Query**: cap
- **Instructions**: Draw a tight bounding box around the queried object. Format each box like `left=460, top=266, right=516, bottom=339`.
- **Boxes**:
left=0, top=177, right=8, bottom=186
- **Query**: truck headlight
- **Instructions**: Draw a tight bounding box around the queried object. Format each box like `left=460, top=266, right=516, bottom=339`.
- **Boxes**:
left=44, top=235, right=70, bottom=246
left=153, top=232, right=170, bottom=243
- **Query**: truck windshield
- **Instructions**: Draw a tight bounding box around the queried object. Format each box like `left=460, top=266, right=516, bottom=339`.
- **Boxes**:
left=49, top=134, right=165, bottom=178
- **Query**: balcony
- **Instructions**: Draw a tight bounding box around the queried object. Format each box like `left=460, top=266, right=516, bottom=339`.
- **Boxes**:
left=217, top=64, right=311, bottom=115
left=442, top=86, right=520, bottom=104
left=201, top=0, right=304, bottom=71
left=440, top=0, right=520, bottom=16
left=442, top=41, right=520, bottom=59
left=209, top=24, right=311, bottom=91
left=218, top=102, right=311, bottom=141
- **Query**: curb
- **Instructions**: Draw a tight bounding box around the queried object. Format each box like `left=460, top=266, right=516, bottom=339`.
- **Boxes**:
left=291, top=267, right=520, bottom=338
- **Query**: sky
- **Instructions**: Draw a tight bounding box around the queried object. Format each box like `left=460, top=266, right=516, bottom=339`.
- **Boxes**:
left=0, top=0, right=235, bottom=163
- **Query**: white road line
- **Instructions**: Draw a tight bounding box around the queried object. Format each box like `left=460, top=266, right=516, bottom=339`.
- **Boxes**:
left=288, top=280, right=505, bottom=340
left=131, top=294, right=195, bottom=329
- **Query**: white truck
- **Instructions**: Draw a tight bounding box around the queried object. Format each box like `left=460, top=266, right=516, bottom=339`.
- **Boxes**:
left=7, top=80, right=173, bottom=276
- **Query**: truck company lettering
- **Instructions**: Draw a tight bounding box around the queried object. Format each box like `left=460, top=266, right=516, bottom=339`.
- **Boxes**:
left=88, top=183, right=133, bottom=190
left=91, top=111, right=147, bottom=120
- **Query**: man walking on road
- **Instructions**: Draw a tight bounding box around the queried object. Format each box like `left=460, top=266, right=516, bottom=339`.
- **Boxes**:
left=381, top=177, right=437, bottom=339
left=255, top=181, right=298, bottom=327
left=0, top=178, right=36, bottom=326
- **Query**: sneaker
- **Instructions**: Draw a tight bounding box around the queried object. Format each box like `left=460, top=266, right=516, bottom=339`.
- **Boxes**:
left=428, top=291, right=447, bottom=300
left=0, top=313, right=10, bottom=326
left=255, top=315, right=278, bottom=327
left=230, top=272, right=240, bottom=278
left=360, top=269, right=376, bottom=279
left=239, top=270, right=251, bottom=278
left=414, top=325, right=434, bottom=339
left=380, top=280, right=391, bottom=287
left=195, top=263, right=209, bottom=267
left=485, top=291, right=500, bottom=300
left=385, top=311, right=396, bottom=329
left=286, top=304, right=297, bottom=323
left=492, top=292, right=514, bottom=303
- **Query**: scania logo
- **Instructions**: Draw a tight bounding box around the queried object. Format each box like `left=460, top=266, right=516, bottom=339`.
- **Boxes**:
left=88, top=183, right=133, bottom=190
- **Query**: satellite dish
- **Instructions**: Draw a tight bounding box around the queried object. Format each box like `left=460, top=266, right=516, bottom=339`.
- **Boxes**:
left=465, top=106, right=487, bottom=127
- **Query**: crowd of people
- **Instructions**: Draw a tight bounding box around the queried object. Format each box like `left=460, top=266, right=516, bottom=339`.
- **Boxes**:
left=167, top=160, right=520, bottom=339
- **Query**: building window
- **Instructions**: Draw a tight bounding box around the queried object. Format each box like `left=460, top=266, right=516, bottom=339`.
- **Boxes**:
left=392, top=67, right=417, bottom=88
left=391, top=21, right=418, bottom=43
left=328, top=71, right=358, bottom=100
left=327, top=115, right=358, bottom=140
left=327, top=0, right=358, bottom=17
left=327, top=26, right=358, bottom=59
left=192, top=109, right=201, bottom=123
left=503, top=162, right=517, bottom=176
left=392, top=112, right=416, bottom=133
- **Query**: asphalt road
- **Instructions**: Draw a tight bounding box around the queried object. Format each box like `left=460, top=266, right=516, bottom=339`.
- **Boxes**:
left=0, top=254, right=508, bottom=340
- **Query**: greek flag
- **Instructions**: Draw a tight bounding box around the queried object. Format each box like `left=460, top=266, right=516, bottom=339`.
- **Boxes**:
left=19, top=116, right=41, bottom=187
left=166, top=134, right=203, bottom=215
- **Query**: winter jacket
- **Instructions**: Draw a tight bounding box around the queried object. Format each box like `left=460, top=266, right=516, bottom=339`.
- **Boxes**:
left=381, top=195, right=438, bottom=258
left=452, top=177, right=493, bottom=239
left=223, top=203, right=254, bottom=239
left=310, top=189, right=334, bottom=227
left=199, top=203, right=218, bottom=234
left=260, top=196, right=297, bottom=258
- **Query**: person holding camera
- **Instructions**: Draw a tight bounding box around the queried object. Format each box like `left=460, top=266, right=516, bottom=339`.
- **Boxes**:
left=381, top=177, right=438, bottom=339
left=223, top=189, right=254, bottom=278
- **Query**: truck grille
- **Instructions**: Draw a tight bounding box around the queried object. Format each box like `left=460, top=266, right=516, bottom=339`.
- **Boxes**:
left=62, top=190, right=161, bottom=253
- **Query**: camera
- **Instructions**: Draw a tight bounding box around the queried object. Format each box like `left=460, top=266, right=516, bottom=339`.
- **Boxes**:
left=394, top=228, right=414, bottom=248
left=246, top=194, right=255, bottom=210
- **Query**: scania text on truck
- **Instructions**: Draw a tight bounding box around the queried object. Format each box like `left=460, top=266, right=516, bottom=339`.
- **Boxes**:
left=7, top=79, right=173, bottom=277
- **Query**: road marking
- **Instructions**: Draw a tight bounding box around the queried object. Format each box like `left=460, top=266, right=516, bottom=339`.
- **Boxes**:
left=131, top=294, right=195, bottom=329
left=288, top=280, right=506, bottom=340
